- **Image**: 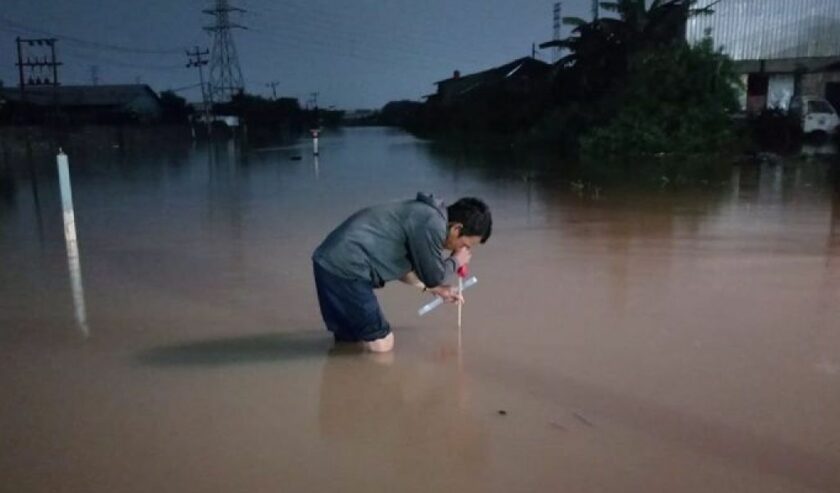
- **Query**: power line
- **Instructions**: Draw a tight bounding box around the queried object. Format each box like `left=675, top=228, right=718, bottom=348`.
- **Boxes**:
left=244, top=19, right=490, bottom=75
left=167, top=82, right=203, bottom=93
left=251, top=0, right=537, bottom=52
left=245, top=2, right=544, bottom=79
left=244, top=27, right=445, bottom=74
left=60, top=50, right=184, bottom=71
left=245, top=19, right=470, bottom=71
left=0, top=14, right=183, bottom=55
left=248, top=1, right=527, bottom=64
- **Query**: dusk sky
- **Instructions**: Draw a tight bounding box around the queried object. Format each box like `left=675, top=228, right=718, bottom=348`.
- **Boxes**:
left=0, top=1, right=596, bottom=109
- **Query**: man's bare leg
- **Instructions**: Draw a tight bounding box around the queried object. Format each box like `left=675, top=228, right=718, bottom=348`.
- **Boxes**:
left=364, top=332, right=394, bottom=353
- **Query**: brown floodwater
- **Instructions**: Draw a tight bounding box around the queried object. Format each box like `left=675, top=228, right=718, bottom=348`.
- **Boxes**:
left=1, top=127, right=839, bottom=492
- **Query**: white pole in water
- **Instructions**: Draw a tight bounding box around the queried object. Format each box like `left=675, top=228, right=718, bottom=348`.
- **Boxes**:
left=458, top=277, right=463, bottom=329
left=311, top=128, right=320, bottom=156
left=57, top=149, right=90, bottom=338
left=457, top=275, right=464, bottom=356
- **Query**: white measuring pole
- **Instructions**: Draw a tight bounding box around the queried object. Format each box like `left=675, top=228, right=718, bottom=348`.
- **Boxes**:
left=311, top=128, right=320, bottom=156
left=57, top=150, right=90, bottom=338
left=458, top=277, right=463, bottom=329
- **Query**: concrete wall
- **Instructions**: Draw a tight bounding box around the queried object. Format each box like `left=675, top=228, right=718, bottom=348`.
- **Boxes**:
left=801, top=72, right=840, bottom=98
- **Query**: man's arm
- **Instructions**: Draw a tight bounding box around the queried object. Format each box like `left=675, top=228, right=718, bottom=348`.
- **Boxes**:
left=406, top=218, right=456, bottom=288
left=400, top=271, right=464, bottom=304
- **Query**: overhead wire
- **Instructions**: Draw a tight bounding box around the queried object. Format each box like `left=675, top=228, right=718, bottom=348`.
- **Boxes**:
left=0, top=14, right=186, bottom=55
left=247, top=0, right=536, bottom=68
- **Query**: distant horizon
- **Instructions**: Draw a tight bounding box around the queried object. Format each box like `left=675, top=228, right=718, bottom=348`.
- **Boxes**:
left=1, top=59, right=552, bottom=111
left=0, top=1, right=596, bottom=109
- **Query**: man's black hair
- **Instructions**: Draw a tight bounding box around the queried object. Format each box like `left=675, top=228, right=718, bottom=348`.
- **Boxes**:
left=447, top=197, right=492, bottom=243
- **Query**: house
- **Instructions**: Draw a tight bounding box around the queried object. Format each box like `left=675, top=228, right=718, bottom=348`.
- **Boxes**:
left=1, top=84, right=163, bottom=123
left=687, top=0, right=840, bottom=113
left=428, top=57, right=551, bottom=107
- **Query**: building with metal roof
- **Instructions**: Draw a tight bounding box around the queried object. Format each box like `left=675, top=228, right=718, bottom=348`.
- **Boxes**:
left=2, top=84, right=162, bottom=123
left=687, top=0, right=840, bottom=112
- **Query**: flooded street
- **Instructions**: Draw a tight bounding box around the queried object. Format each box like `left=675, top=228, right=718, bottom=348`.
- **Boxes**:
left=1, top=127, right=840, bottom=492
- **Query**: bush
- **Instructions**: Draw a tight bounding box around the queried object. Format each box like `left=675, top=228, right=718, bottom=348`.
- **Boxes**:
left=581, top=38, right=741, bottom=158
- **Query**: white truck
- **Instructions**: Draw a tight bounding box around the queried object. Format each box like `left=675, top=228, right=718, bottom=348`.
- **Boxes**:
left=788, top=96, right=840, bottom=136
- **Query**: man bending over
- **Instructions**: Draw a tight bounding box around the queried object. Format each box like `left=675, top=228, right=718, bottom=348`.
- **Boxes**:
left=312, top=193, right=492, bottom=352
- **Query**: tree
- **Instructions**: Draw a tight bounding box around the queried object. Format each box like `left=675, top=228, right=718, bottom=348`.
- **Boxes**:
left=580, top=38, right=741, bottom=157
left=557, top=0, right=710, bottom=81
left=538, top=0, right=723, bottom=155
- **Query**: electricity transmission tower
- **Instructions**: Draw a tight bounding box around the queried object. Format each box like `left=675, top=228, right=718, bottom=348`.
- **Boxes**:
left=203, top=0, right=245, bottom=103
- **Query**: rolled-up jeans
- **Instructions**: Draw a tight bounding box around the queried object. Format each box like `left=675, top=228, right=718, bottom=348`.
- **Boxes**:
left=313, top=261, right=391, bottom=342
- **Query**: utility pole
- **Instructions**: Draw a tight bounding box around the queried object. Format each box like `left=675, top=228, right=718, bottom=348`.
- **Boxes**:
left=307, top=92, right=320, bottom=134
left=553, top=2, right=562, bottom=63
left=16, top=37, right=62, bottom=96
left=90, top=65, right=99, bottom=85
left=592, top=0, right=599, bottom=21
left=16, top=38, right=25, bottom=105
left=186, top=46, right=212, bottom=135
left=307, top=92, right=319, bottom=110
left=203, top=0, right=246, bottom=103
left=266, top=81, right=280, bottom=100
left=15, top=37, right=62, bottom=123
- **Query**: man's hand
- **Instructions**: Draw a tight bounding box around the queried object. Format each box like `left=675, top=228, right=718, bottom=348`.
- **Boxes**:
left=429, top=285, right=464, bottom=305
left=452, top=246, right=472, bottom=268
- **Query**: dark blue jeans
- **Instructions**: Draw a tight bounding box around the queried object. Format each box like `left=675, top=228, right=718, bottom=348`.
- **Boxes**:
left=313, top=261, right=391, bottom=342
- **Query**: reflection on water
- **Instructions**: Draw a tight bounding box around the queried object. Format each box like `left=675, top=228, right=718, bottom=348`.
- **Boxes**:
left=318, top=346, right=487, bottom=491
left=1, top=127, right=839, bottom=492
left=802, top=140, right=838, bottom=158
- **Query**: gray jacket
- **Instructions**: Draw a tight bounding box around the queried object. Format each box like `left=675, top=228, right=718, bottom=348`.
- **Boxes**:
left=313, top=192, right=456, bottom=288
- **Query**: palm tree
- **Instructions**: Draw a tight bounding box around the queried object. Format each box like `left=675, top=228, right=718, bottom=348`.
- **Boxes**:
left=542, top=0, right=713, bottom=92
left=554, top=0, right=712, bottom=54
left=597, top=0, right=705, bottom=49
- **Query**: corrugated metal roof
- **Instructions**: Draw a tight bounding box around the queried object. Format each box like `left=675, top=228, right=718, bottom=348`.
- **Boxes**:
left=687, top=0, right=840, bottom=60
left=434, top=57, right=549, bottom=85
